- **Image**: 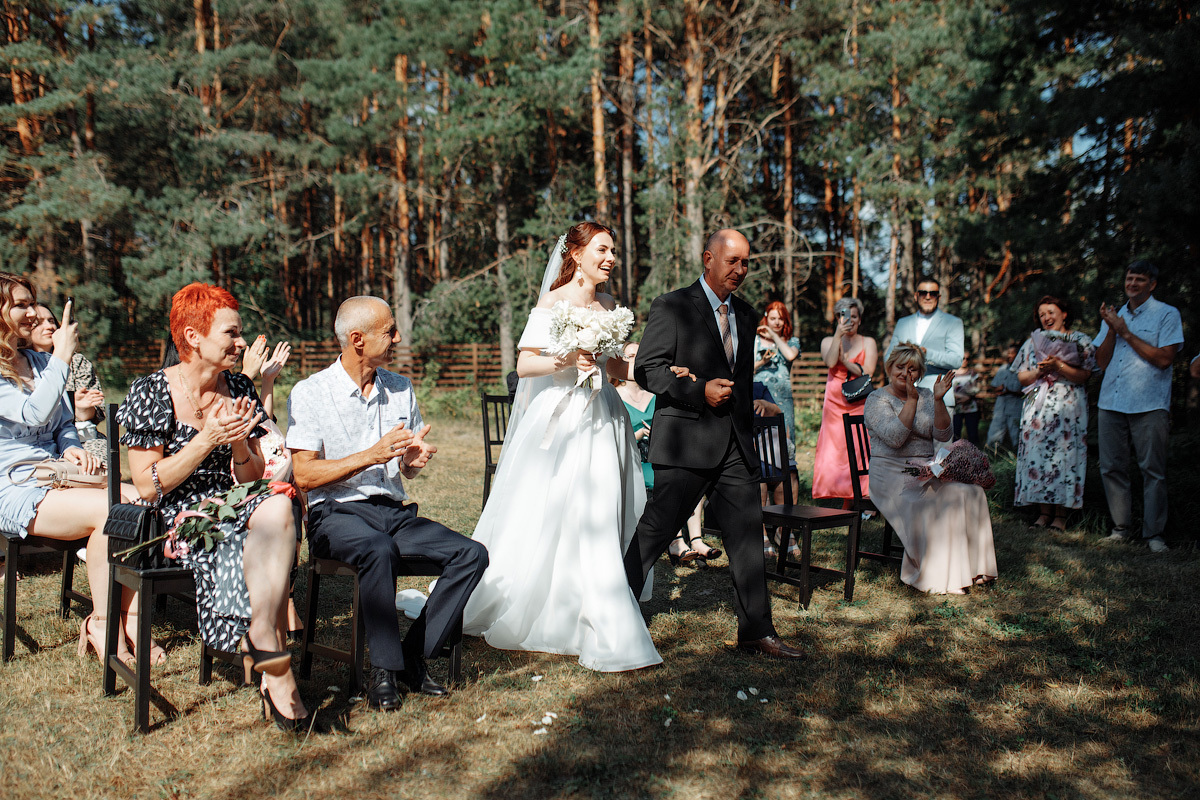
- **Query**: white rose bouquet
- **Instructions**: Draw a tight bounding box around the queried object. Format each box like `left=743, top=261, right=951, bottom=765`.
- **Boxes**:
left=545, top=301, right=634, bottom=389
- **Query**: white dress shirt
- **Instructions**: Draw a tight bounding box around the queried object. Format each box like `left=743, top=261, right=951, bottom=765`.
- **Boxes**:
left=698, top=276, right=738, bottom=357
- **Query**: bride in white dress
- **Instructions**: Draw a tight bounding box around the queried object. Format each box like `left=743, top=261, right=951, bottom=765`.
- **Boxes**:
left=462, top=222, right=663, bottom=672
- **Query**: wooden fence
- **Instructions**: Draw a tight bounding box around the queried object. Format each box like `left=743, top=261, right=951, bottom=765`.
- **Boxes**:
left=99, top=340, right=1009, bottom=399
left=99, top=340, right=505, bottom=389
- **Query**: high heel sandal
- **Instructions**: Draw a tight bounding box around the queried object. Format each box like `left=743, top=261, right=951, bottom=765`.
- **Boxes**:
left=667, top=534, right=699, bottom=566
left=77, top=614, right=133, bottom=667
left=123, top=612, right=167, bottom=666
left=240, top=634, right=293, bottom=684
left=688, top=534, right=721, bottom=562
left=260, top=682, right=311, bottom=733
left=1050, top=515, right=1068, bottom=532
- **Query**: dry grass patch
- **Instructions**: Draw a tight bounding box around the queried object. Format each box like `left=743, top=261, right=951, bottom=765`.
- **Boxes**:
left=0, top=415, right=1197, bottom=799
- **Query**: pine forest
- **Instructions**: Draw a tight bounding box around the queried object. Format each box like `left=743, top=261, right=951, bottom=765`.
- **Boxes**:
left=2, top=1, right=1198, bottom=373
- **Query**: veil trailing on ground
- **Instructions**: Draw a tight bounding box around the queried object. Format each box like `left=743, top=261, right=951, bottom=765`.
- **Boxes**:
left=498, top=234, right=567, bottom=465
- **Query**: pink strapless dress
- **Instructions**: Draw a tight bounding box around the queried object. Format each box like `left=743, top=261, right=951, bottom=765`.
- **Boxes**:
left=811, top=349, right=871, bottom=500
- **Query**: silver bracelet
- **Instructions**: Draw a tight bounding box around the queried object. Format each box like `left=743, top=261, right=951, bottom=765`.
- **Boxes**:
left=151, top=462, right=163, bottom=502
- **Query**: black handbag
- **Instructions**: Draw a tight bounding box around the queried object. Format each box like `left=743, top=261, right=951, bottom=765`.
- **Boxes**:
left=105, top=503, right=168, bottom=570
left=841, top=374, right=873, bottom=403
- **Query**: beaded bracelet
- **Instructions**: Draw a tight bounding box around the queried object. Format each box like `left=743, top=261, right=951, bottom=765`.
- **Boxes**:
left=150, top=462, right=163, bottom=502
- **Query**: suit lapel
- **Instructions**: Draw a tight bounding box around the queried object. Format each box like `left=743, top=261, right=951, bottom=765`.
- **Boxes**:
left=734, top=300, right=755, bottom=372
left=921, top=311, right=944, bottom=345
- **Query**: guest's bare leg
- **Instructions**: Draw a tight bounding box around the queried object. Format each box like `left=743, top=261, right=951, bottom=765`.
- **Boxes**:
left=244, top=495, right=307, bottom=720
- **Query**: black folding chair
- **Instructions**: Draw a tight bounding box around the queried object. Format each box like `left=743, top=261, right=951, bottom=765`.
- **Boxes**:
left=755, top=415, right=861, bottom=608
left=842, top=413, right=902, bottom=568
left=0, top=534, right=90, bottom=661
left=480, top=391, right=512, bottom=508
left=299, top=555, right=463, bottom=694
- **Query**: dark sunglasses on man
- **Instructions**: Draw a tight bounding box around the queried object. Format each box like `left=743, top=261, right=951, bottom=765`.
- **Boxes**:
left=917, top=290, right=940, bottom=298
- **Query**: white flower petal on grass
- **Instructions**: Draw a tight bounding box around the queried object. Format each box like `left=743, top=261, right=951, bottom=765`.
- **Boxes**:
left=328, top=686, right=340, bottom=692
left=545, top=711, right=558, bottom=719
left=533, top=727, right=548, bottom=736
left=663, top=694, right=670, bottom=700
left=475, top=714, right=487, bottom=723
left=748, top=687, right=759, bottom=696
left=541, top=715, right=554, bottom=725
left=664, top=719, right=672, bottom=727
left=760, top=699, right=769, bottom=704
left=736, top=690, right=748, bottom=701
left=531, top=675, right=543, bottom=682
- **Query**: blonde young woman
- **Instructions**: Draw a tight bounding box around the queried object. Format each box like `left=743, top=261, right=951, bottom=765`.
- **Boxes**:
left=0, top=273, right=142, bottom=664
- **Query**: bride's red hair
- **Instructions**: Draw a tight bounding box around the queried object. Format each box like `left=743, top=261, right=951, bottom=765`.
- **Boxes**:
left=548, top=222, right=616, bottom=291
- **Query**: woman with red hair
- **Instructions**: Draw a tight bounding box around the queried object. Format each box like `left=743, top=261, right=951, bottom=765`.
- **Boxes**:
left=118, top=283, right=309, bottom=731
left=753, top=301, right=801, bottom=459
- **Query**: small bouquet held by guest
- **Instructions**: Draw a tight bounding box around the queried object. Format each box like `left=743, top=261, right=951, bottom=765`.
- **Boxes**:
left=904, top=440, right=997, bottom=490
left=1023, top=328, right=1086, bottom=412
left=545, top=300, right=635, bottom=389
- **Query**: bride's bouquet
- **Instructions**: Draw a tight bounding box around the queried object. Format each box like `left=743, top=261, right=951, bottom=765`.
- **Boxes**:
left=903, top=440, right=996, bottom=490
left=546, top=301, right=635, bottom=389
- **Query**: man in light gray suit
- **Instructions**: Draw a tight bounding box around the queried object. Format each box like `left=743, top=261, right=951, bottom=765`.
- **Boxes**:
left=884, top=277, right=965, bottom=408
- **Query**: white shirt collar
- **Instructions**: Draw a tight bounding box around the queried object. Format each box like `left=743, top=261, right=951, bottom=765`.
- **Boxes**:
left=698, top=275, right=730, bottom=311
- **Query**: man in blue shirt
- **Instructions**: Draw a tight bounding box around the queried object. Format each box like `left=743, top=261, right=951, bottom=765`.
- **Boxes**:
left=1094, top=261, right=1184, bottom=553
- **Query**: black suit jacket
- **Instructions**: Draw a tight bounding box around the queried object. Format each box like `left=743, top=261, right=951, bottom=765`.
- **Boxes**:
left=634, top=280, right=759, bottom=470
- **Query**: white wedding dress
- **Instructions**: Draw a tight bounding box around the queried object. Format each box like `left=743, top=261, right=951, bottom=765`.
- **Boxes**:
left=462, top=307, right=662, bottom=672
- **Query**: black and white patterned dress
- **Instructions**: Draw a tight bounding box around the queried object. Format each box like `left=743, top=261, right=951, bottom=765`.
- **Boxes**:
left=118, top=370, right=273, bottom=652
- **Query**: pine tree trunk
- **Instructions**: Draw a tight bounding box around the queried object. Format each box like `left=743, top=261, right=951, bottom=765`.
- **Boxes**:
left=588, top=0, right=608, bottom=223
left=393, top=54, right=414, bottom=343
left=492, top=162, right=515, bottom=375
left=682, top=0, right=705, bottom=260
left=618, top=18, right=635, bottom=306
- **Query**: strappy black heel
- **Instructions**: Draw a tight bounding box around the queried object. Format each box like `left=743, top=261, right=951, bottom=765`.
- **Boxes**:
left=240, top=634, right=292, bottom=684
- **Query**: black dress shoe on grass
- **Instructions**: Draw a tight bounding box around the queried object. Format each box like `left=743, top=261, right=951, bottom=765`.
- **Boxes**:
left=737, top=635, right=806, bottom=660
left=366, top=667, right=404, bottom=711
left=400, top=657, right=449, bottom=696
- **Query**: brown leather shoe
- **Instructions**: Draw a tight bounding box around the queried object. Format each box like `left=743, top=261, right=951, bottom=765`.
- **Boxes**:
left=737, top=635, right=806, bottom=660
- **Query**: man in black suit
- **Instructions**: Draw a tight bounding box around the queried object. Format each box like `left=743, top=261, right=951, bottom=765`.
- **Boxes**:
left=625, top=229, right=804, bottom=659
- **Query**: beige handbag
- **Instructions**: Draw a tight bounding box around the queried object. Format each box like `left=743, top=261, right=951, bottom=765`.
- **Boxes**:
left=6, top=458, right=106, bottom=490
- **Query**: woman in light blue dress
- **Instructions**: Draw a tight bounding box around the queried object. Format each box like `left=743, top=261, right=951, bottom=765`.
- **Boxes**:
left=0, top=273, right=136, bottom=664
left=753, top=300, right=801, bottom=459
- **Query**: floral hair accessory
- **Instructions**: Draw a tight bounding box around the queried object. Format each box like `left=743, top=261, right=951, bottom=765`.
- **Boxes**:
left=557, top=235, right=568, bottom=256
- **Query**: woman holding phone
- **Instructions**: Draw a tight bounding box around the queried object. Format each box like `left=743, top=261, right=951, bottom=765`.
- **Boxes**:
left=813, top=297, right=877, bottom=505
left=0, top=274, right=141, bottom=664
left=753, top=301, right=801, bottom=459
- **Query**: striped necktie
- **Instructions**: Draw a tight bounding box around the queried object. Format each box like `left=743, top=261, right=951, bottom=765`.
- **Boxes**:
left=718, top=303, right=735, bottom=371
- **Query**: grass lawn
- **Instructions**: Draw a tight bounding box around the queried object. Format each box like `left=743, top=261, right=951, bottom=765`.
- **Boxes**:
left=0, top=412, right=1197, bottom=800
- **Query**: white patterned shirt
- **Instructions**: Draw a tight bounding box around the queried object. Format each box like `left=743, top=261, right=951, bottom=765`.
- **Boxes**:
left=286, top=357, right=423, bottom=507
left=1094, top=295, right=1184, bottom=414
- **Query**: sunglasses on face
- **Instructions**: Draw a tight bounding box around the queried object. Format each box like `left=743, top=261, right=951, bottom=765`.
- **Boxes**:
left=917, top=290, right=940, bottom=298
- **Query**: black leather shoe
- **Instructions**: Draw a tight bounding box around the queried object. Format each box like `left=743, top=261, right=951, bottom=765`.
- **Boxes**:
left=400, top=656, right=449, bottom=696
left=737, top=635, right=806, bottom=660
left=365, top=666, right=404, bottom=711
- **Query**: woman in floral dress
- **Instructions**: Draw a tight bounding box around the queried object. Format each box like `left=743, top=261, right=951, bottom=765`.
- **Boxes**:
left=1013, top=295, right=1098, bottom=531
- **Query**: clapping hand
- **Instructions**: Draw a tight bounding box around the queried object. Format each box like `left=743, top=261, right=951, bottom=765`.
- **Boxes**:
left=932, top=371, right=953, bottom=401
left=261, top=341, right=291, bottom=379
left=367, top=423, right=416, bottom=465
left=1036, top=356, right=1061, bottom=376
left=74, top=388, right=104, bottom=411
left=242, top=335, right=269, bottom=380
left=400, top=424, right=437, bottom=471
left=202, top=396, right=263, bottom=447
left=1099, top=303, right=1128, bottom=337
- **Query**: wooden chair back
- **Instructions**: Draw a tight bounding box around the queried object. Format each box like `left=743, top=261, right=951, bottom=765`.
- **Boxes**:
left=480, top=392, right=513, bottom=508
left=752, top=415, right=792, bottom=506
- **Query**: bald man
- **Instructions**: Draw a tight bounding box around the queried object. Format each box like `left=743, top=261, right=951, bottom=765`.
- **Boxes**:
left=287, top=297, right=488, bottom=710
left=625, top=230, right=804, bottom=659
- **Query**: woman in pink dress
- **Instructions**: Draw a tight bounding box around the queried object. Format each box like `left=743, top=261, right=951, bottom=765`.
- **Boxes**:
left=812, top=297, right=877, bottom=506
